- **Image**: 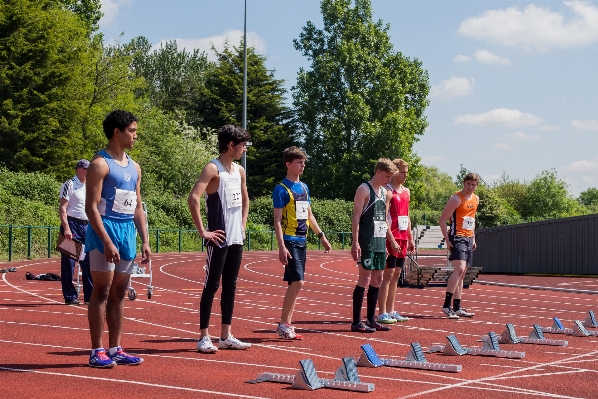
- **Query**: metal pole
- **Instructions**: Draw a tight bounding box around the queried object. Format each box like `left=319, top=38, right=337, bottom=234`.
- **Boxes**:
left=241, top=0, right=248, bottom=171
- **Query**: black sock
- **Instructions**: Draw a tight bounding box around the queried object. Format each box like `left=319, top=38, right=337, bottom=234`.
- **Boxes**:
left=443, top=292, right=454, bottom=308
left=352, top=285, right=366, bottom=325
left=366, top=285, right=380, bottom=322
left=453, top=299, right=461, bottom=311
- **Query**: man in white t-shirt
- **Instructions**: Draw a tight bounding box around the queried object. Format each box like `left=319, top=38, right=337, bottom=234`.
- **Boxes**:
left=59, top=159, right=93, bottom=305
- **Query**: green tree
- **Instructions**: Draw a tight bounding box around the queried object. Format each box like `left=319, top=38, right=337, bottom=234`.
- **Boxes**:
left=523, top=169, right=576, bottom=219
left=197, top=42, right=298, bottom=198
left=58, top=0, right=102, bottom=35
left=579, top=187, right=598, bottom=207
left=492, top=172, right=528, bottom=217
left=412, top=165, right=457, bottom=211
left=0, top=0, right=92, bottom=177
left=293, top=0, right=429, bottom=200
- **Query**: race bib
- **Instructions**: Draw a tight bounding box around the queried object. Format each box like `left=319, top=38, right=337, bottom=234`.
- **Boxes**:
left=462, top=216, right=475, bottom=231
left=112, top=188, right=137, bottom=215
left=374, top=220, right=388, bottom=238
left=225, top=176, right=242, bottom=208
left=398, top=216, right=409, bottom=231
left=295, top=201, right=309, bottom=220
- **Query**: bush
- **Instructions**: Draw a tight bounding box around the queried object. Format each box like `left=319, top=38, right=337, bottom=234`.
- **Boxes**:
left=0, top=168, right=61, bottom=207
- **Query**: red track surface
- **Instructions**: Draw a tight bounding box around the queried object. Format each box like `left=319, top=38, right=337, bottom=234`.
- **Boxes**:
left=1, top=251, right=598, bottom=399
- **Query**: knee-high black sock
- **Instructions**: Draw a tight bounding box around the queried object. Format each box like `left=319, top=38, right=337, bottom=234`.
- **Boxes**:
left=443, top=292, right=453, bottom=308
left=352, top=285, right=366, bottom=325
left=366, top=285, right=380, bottom=323
left=453, top=298, right=461, bottom=311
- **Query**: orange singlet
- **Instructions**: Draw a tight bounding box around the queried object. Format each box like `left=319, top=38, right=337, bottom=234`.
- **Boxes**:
left=449, top=191, right=479, bottom=237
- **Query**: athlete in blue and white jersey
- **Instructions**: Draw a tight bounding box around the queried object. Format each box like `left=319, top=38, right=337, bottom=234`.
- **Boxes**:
left=188, top=125, right=252, bottom=354
left=85, top=110, right=151, bottom=369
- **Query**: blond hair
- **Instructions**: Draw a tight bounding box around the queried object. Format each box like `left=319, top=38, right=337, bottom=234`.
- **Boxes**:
left=392, top=158, right=409, bottom=170
left=375, top=158, right=398, bottom=174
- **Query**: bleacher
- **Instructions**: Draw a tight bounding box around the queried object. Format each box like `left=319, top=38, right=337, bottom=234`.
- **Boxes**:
left=414, top=225, right=446, bottom=249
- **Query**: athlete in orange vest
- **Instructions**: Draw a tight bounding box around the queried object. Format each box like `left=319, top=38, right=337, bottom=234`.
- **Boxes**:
left=439, top=173, right=480, bottom=319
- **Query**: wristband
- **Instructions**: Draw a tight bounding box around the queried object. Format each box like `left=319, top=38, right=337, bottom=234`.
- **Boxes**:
left=317, top=231, right=324, bottom=239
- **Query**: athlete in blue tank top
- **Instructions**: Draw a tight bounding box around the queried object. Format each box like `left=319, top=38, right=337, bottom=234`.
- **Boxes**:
left=85, top=110, right=151, bottom=369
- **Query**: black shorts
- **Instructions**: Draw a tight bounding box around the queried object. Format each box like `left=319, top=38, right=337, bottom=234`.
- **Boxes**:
left=283, top=240, right=307, bottom=284
left=449, top=235, right=474, bottom=267
left=386, top=255, right=406, bottom=269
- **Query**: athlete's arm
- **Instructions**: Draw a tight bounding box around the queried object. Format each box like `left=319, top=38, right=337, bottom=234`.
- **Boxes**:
left=385, top=189, right=400, bottom=254
left=187, top=162, right=225, bottom=244
left=85, top=155, right=120, bottom=263
left=439, top=194, right=461, bottom=250
left=133, top=162, right=151, bottom=264
left=273, top=207, right=291, bottom=265
left=239, top=165, right=249, bottom=236
left=58, top=197, right=72, bottom=240
left=308, top=207, right=331, bottom=253
left=405, top=188, right=415, bottom=253
left=351, top=184, right=369, bottom=262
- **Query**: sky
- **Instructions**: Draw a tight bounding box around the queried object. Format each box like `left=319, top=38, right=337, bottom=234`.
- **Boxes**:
left=99, top=0, right=598, bottom=196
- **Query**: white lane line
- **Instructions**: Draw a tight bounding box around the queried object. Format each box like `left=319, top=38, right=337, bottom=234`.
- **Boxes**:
left=0, top=366, right=270, bottom=399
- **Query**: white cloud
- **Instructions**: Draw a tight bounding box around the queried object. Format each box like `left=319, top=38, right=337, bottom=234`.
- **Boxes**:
left=458, top=0, right=598, bottom=51
left=430, top=76, right=475, bottom=101
left=454, top=108, right=544, bottom=127
left=152, top=30, right=267, bottom=61
left=473, top=50, right=510, bottom=65
left=99, top=0, right=130, bottom=25
left=571, top=119, right=598, bottom=130
left=453, top=55, right=471, bottom=62
left=493, top=142, right=513, bottom=150
left=509, top=131, right=542, bottom=142
left=420, top=155, right=445, bottom=165
left=564, top=160, right=598, bottom=172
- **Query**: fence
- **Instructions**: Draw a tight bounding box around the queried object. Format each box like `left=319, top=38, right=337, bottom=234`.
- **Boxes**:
left=0, top=225, right=353, bottom=261
left=473, top=213, right=598, bottom=275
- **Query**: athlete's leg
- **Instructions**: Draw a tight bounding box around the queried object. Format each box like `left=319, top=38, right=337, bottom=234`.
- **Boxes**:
left=199, top=245, right=228, bottom=338
left=279, top=240, right=306, bottom=325
left=386, top=261, right=403, bottom=313
left=88, top=270, right=113, bottom=349
left=280, top=281, right=304, bottom=325
left=106, top=272, right=131, bottom=348
left=353, top=267, right=372, bottom=324
left=219, top=244, right=243, bottom=339
left=378, top=267, right=394, bottom=315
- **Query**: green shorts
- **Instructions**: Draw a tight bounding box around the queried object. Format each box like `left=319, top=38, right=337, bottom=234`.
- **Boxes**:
left=358, top=251, right=386, bottom=270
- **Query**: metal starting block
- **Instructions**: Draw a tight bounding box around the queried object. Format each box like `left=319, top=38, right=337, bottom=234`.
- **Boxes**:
left=583, top=311, right=598, bottom=328
left=497, top=324, right=568, bottom=346
left=357, top=343, right=461, bottom=373
left=540, top=318, right=596, bottom=337
left=429, top=334, right=525, bottom=359
left=251, top=357, right=374, bottom=392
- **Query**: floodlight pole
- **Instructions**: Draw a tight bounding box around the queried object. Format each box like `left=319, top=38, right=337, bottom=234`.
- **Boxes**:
left=241, top=0, right=248, bottom=171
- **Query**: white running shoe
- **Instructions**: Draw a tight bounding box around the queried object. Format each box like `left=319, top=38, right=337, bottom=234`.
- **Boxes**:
left=388, top=311, right=409, bottom=322
left=442, top=307, right=459, bottom=319
left=197, top=336, right=218, bottom=353
left=455, top=308, right=475, bottom=317
left=377, top=313, right=397, bottom=324
left=219, top=334, right=251, bottom=350
left=277, top=323, right=304, bottom=340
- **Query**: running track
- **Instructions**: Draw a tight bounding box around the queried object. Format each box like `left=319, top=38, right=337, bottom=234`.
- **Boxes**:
left=1, top=251, right=597, bottom=398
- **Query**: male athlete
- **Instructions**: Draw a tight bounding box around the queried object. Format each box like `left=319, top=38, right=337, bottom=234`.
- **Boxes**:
left=350, top=159, right=399, bottom=333
left=377, top=159, right=414, bottom=324
left=273, top=146, right=331, bottom=340
left=439, top=173, right=480, bottom=319
left=188, top=125, right=251, bottom=353
left=85, top=110, right=151, bottom=368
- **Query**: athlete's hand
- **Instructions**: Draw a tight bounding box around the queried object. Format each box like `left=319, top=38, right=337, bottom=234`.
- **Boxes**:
left=473, top=241, right=477, bottom=251
left=63, top=228, right=73, bottom=240
left=390, top=239, right=400, bottom=255
left=446, top=241, right=452, bottom=253
left=103, top=240, right=120, bottom=264
left=408, top=239, right=415, bottom=254
left=321, top=237, right=332, bottom=253
left=279, top=247, right=292, bottom=266
left=140, top=242, right=151, bottom=264
left=201, top=229, right=225, bottom=245
left=351, top=243, right=361, bottom=263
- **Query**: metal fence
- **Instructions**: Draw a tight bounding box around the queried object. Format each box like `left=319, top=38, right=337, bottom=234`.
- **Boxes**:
left=0, top=225, right=353, bottom=261
left=473, top=214, right=598, bottom=275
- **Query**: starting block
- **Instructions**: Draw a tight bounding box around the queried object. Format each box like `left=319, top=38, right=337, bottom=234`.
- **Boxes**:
left=583, top=311, right=598, bottom=328
left=251, top=357, right=374, bottom=392
left=357, top=343, right=461, bottom=373
left=540, top=318, right=596, bottom=337
left=429, top=334, right=525, bottom=359
left=496, top=324, right=568, bottom=346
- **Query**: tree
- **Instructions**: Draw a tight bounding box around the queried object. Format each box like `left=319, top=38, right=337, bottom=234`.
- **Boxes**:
left=57, top=0, right=102, bottom=35
left=492, top=172, right=528, bottom=216
left=579, top=187, right=598, bottom=207
left=412, top=165, right=457, bottom=211
left=0, top=0, right=92, bottom=177
left=196, top=42, right=298, bottom=198
left=293, top=0, right=429, bottom=200
left=523, top=169, right=576, bottom=219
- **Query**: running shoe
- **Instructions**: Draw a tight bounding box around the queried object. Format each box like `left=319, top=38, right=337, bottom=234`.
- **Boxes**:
left=388, top=311, right=410, bottom=322
left=351, top=322, right=376, bottom=333
left=197, top=336, right=218, bottom=353
left=219, top=335, right=251, bottom=350
left=442, top=307, right=459, bottom=319
left=65, top=298, right=80, bottom=305
left=455, top=308, right=475, bottom=317
left=277, top=323, right=304, bottom=340
left=377, top=313, right=397, bottom=324
left=365, top=319, right=391, bottom=331
left=89, top=349, right=116, bottom=368
left=108, top=347, right=143, bottom=365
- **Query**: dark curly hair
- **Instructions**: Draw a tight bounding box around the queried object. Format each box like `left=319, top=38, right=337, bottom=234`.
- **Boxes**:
left=218, top=125, right=251, bottom=153
left=103, top=110, right=138, bottom=140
